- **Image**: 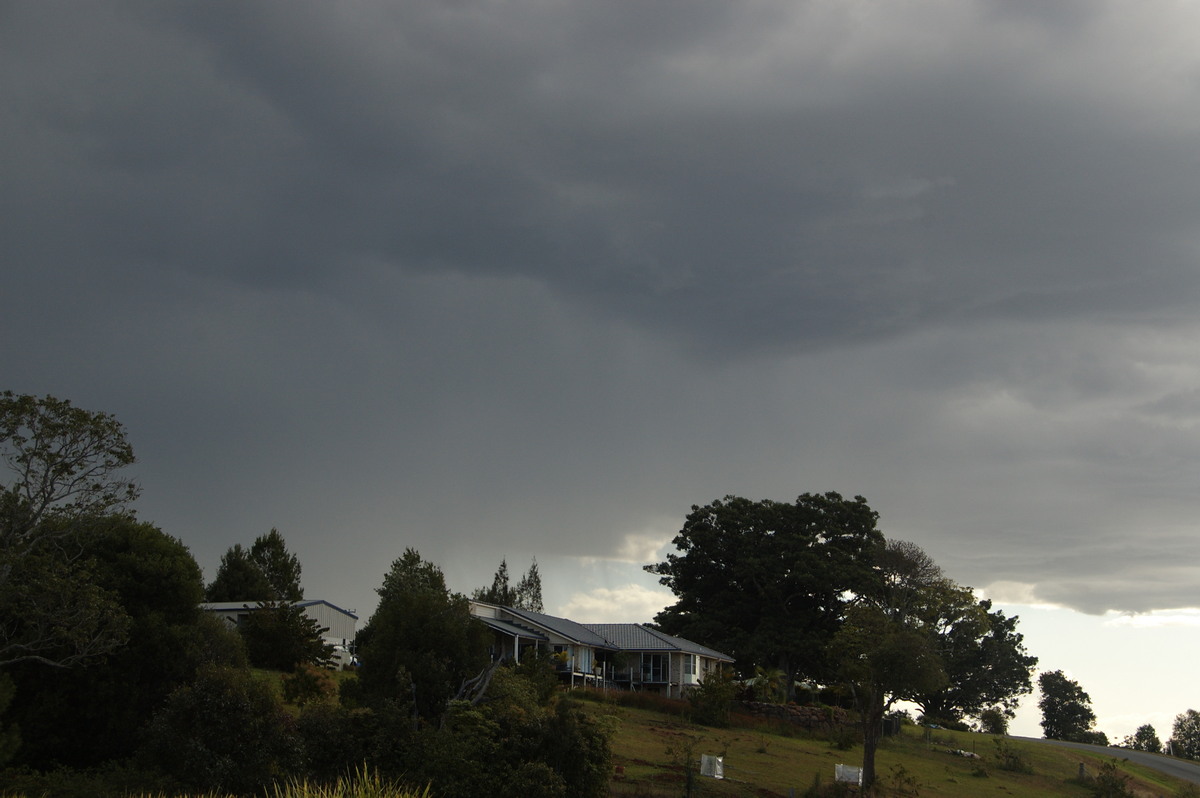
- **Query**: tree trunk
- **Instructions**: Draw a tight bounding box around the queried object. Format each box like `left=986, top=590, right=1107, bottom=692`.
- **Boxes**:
left=861, top=692, right=885, bottom=789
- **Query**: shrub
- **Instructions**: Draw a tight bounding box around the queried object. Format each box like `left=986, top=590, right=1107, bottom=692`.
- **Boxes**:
left=283, top=663, right=337, bottom=707
left=139, top=664, right=301, bottom=793
left=977, top=706, right=1008, bottom=736
left=991, top=737, right=1033, bottom=774
left=688, top=669, right=736, bottom=727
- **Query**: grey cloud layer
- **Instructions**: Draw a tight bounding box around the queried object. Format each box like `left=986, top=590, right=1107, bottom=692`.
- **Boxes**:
left=4, top=1, right=1200, bottom=616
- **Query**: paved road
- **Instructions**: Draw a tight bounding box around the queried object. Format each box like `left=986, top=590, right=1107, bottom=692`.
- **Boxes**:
left=1015, top=737, right=1200, bottom=785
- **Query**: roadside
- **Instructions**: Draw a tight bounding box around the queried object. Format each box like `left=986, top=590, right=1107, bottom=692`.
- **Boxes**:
left=1017, top=737, right=1200, bottom=786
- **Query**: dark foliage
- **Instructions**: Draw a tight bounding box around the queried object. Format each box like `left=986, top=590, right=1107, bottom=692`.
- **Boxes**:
left=139, top=664, right=301, bottom=794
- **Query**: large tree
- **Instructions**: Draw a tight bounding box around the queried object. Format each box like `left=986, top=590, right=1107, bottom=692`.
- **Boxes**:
left=908, top=597, right=1037, bottom=725
left=1122, top=723, right=1162, bottom=753
left=356, top=548, right=490, bottom=721
left=1170, top=710, right=1200, bottom=760
left=1038, top=670, right=1099, bottom=743
left=646, top=492, right=883, bottom=693
left=7, top=516, right=246, bottom=767
left=249, top=528, right=303, bottom=602
left=1, top=392, right=138, bottom=667
left=206, top=529, right=303, bottom=602
left=832, top=539, right=950, bottom=788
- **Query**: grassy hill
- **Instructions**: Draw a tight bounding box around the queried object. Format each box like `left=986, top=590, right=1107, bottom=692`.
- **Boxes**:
left=575, top=691, right=1198, bottom=797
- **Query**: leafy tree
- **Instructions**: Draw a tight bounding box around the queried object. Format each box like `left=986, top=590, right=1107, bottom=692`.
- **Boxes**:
left=647, top=492, right=883, bottom=695
left=239, top=600, right=333, bottom=672
left=356, top=548, right=490, bottom=721
left=831, top=539, right=950, bottom=788
left=206, top=529, right=303, bottom=602
left=205, top=543, right=274, bottom=601
left=1, top=391, right=138, bottom=667
left=978, top=706, right=1009, bottom=736
left=1038, top=670, right=1098, bottom=742
left=250, top=528, right=303, bottom=602
left=0, top=391, right=138, bottom=548
left=6, top=516, right=246, bottom=768
left=1121, top=723, right=1162, bottom=753
left=909, top=597, right=1037, bottom=725
left=1170, top=710, right=1200, bottom=760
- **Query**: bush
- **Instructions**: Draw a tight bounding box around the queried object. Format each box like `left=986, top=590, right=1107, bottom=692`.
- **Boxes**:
left=283, top=663, right=337, bottom=707
left=977, top=707, right=1009, bottom=736
left=1083, top=759, right=1134, bottom=798
left=992, top=737, right=1033, bottom=774
left=688, top=669, right=736, bottom=727
left=139, top=664, right=301, bottom=793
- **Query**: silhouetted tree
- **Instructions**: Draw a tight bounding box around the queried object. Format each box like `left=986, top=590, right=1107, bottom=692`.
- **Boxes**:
left=1038, top=670, right=1098, bottom=743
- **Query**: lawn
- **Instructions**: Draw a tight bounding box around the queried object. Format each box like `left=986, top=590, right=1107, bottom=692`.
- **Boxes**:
left=576, top=693, right=1198, bottom=797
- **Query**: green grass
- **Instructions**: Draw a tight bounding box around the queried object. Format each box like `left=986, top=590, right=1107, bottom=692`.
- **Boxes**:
left=578, top=694, right=1199, bottom=797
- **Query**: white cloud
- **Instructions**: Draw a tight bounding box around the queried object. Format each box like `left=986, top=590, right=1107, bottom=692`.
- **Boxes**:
left=556, top=584, right=675, bottom=624
left=1105, top=609, right=1200, bottom=629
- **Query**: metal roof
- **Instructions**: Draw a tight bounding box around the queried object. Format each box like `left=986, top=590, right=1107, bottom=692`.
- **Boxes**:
left=479, top=604, right=616, bottom=649
left=474, top=614, right=549, bottom=641
left=199, top=599, right=359, bottom=620
left=584, top=623, right=733, bottom=662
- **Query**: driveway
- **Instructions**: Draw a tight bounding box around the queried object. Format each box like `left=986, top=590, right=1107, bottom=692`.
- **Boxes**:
left=1015, top=737, right=1200, bottom=785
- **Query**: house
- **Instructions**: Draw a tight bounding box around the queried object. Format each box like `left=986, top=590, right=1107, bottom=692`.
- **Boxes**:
left=470, top=601, right=616, bottom=686
left=584, top=623, right=733, bottom=698
left=469, top=601, right=733, bottom=696
left=199, top=599, right=359, bottom=648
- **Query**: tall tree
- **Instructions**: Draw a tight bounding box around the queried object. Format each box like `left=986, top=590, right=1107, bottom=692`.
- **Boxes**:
left=831, top=539, right=950, bottom=788
left=909, top=597, right=1038, bottom=725
left=0, top=391, right=139, bottom=548
left=473, top=558, right=515, bottom=606
left=473, top=558, right=544, bottom=612
left=249, top=528, right=303, bottom=602
left=647, top=492, right=883, bottom=694
left=1038, top=670, right=1099, bottom=743
left=356, top=548, right=490, bottom=721
left=515, top=558, right=543, bottom=612
left=1, top=392, right=138, bottom=667
left=1170, top=710, right=1200, bottom=760
left=205, top=544, right=274, bottom=602
left=206, top=529, right=303, bottom=602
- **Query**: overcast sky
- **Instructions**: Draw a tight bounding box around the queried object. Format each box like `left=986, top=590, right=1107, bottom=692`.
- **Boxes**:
left=5, top=0, right=1200, bottom=738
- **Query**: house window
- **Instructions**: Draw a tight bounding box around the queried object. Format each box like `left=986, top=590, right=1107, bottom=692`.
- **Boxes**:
left=682, top=654, right=698, bottom=684
left=642, top=653, right=668, bottom=682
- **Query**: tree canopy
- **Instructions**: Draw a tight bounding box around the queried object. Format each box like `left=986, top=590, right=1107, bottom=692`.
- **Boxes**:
left=1122, top=723, right=1163, bottom=753
left=6, top=516, right=246, bottom=767
left=1170, top=710, right=1200, bottom=760
left=356, top=548, right=490, bottom=721
left=473, top=557, right=544, bottom=612
left=1038, top=670, right=1099, bottom=743
left=206, top=528, right=303, bottom=602
left=1, top=392, right=139, bottom=667
left=831, top=539, right=950, bottom=788
left=647, top=492, right=884, bottom=692
left=1, top=391, right=139, bottom=549
left=908, top=597, right=1037, bottom=725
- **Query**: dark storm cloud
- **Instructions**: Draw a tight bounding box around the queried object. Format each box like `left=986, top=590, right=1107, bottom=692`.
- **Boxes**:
left=4, top=0, right=1200, bottom=617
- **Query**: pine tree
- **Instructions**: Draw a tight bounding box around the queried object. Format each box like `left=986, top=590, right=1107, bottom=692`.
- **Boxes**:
left=515, top=558, right=543, bottom=612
